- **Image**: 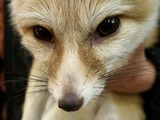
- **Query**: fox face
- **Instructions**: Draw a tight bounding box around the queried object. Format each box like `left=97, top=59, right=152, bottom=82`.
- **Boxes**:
left=11, top=0, right=159, bottom=112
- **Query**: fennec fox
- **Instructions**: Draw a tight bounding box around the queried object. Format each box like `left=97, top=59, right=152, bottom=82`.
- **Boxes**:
left=10, top=0, right=159, bottom=120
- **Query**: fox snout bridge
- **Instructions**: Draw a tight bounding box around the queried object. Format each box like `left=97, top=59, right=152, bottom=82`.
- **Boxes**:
left=58, top=93, right=84, bottom=112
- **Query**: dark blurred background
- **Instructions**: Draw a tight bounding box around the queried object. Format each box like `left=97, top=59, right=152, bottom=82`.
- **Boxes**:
left=2, top=0, right=32, bottom=120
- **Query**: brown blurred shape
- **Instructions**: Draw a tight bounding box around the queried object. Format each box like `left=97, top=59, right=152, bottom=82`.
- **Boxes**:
left=0, top=0, right=3, bottom=58
left=0, top=0, right=6, bottom=120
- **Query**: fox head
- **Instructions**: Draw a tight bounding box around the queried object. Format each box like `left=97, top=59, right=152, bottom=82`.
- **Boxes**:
left=11, top=0, right=159, bottom=111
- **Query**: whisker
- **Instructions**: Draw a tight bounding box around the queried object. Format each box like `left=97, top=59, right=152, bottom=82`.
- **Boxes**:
left=101, top=67, right=155, bottom=80
left=108, top=73, right=154, bottom=84
left=29, top=74, right=48, bottom=80
left=94, top=61, right=124, bottom=74
left=16, top=85, right=48, bottom=94
left=7, top=94, right=26, bottom=103
left=7, top=89, right=49, bottom=103
left=31, top=68, right=52, bottom=78
left=27, top=89, right=49, bottom=95
left=95, top=58, right=149, bottom=76
left=5, top=71, right=48, bottom=80
left=1, top=78, right=47, bottom=86
left=99, top=60, right=156, bottom=79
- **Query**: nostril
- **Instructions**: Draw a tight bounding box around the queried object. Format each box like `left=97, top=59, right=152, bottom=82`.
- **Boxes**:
left=58, top=93, right=83, bottom=112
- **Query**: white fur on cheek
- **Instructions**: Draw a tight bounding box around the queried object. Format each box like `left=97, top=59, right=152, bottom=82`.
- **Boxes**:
left=21, top=33, right=54, bottom=63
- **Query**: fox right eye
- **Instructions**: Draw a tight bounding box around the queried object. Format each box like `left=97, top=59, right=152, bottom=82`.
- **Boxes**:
left=33, top=25, right=53, bottom=42
left=96, top=16, right=120, bottom=37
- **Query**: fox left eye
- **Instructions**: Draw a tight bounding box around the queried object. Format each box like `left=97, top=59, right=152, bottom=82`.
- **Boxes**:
left=33, top=25, right=53, bottom=42
left=96, top=16, right=120, bottom=37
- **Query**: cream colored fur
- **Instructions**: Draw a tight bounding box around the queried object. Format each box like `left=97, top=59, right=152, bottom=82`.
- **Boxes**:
left=10, top=0, right=159, bottom=120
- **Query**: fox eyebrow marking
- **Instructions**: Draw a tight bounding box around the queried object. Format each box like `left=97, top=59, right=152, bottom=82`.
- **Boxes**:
left=14, top=12, right=52, bottom=28
left=91, top=1, right=133, bottom=24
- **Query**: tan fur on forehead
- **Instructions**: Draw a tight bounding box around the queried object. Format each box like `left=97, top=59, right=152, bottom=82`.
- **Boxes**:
left=11, top=0, right=159, bottom=67
left=12, top=0, right=158, bottom=38
left=123, top=0, right=159, bottom=20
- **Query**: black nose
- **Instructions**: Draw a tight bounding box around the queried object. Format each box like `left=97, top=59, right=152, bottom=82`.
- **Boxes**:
left=58, top=93, right=83, bottom=112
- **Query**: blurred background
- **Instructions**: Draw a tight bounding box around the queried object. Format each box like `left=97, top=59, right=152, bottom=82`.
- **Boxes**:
left=0, top=0, right=5, bottom=120
left=1, top=0, right=32, bottom=120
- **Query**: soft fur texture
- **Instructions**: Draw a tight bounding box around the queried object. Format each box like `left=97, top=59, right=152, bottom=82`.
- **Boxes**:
left=10, top=0, right=159, bottom=120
